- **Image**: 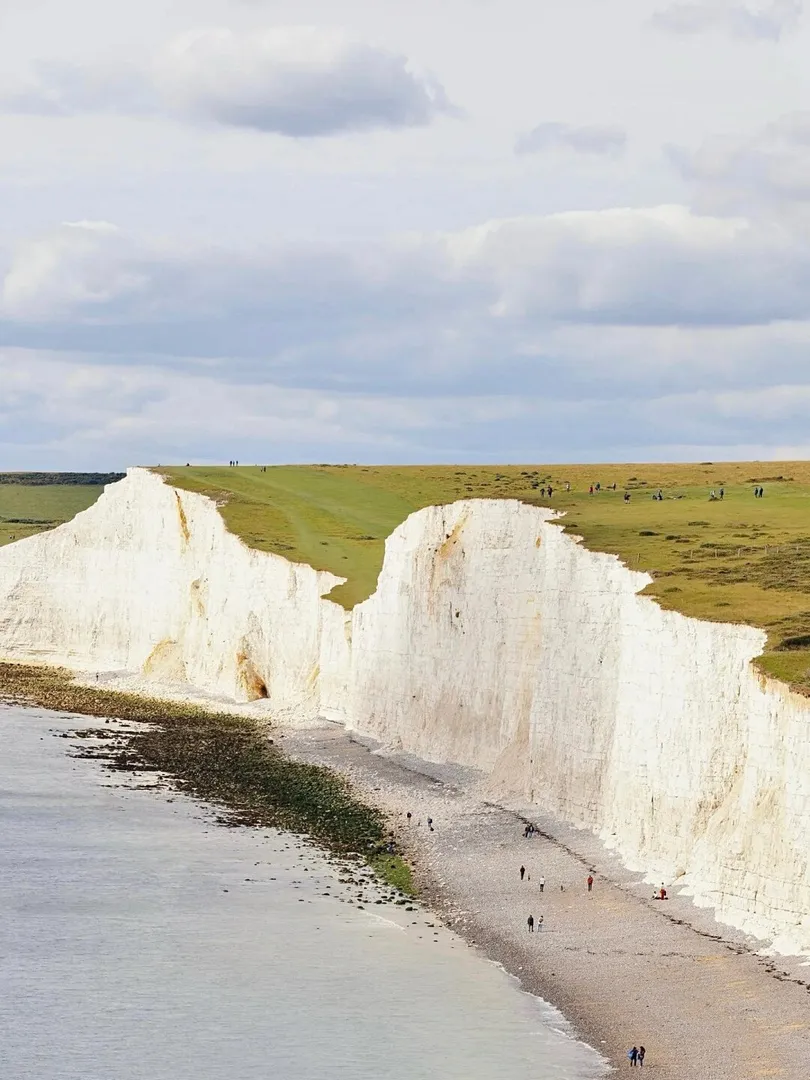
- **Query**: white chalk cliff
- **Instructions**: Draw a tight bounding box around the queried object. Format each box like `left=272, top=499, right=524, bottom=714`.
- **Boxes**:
left=1, top=468, right=808, bottom=953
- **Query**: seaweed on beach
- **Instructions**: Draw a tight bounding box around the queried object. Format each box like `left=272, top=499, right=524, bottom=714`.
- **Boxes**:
left=0, top=662, right=412, bottom=891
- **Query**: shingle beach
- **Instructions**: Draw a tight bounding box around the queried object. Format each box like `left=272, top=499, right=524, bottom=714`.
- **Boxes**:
left=286, top=724, right=810, bottom=1079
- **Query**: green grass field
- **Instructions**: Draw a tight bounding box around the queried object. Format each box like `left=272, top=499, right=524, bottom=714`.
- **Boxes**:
left=0, top=475, right=115, bottom=548
left=160, top=462, right=810, bottom=693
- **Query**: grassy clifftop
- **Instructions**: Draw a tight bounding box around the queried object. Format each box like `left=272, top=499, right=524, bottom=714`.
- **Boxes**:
left=0, top=475, right=114, bottom=548
left=159, top=461, right=810, bottom=693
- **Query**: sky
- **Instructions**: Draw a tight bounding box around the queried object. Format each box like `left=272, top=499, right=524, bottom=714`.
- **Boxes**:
left=2, top=0, right=810, bottom=468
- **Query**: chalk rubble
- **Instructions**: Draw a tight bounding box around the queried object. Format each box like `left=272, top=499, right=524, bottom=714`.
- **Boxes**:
left=1, top=468, right=808, bottom=953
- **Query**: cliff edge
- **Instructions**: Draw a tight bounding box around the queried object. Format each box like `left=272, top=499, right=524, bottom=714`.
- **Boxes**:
left=0, top=467, right=808, bottom=954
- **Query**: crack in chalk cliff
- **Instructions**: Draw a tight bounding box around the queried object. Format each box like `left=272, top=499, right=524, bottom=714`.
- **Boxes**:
left=175, top=491, right=191, bottom=549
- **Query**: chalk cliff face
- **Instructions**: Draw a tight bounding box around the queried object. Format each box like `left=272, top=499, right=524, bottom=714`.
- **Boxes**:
left=0, top=468, right=349, bottom=723
left=1, top=468, right=809, bottom=953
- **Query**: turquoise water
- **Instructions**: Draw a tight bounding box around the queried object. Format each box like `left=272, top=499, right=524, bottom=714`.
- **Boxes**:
left=0, top=706, right=606, bottom=1080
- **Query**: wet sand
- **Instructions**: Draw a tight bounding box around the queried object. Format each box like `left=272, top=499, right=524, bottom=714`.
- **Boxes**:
left=285, top=724, right=810, bottom=1079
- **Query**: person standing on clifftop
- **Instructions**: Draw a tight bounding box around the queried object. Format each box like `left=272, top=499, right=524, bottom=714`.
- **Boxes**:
left=587, top=874, right=594, bottom=892
left=527, top=915, right=534, bottom=932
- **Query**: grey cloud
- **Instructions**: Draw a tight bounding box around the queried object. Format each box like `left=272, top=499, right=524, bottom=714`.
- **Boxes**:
left=515, top=122, right=626, bottom=156
left=7, top=209, right=810, bottom=347
left=670, top=111, right=810, bottom=212
left=0, top=27, right=457, bottom=136
left=0, top=210, right=802, bottom=336
left=652, top=0, right=802, bottom=39
left=5, top=209, right=810, bottom=416
left=5, top=347, right=809, bottom=471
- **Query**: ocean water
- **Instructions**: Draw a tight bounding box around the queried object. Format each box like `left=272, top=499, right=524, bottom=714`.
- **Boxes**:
left=0, top=706, right=606, bottom=1080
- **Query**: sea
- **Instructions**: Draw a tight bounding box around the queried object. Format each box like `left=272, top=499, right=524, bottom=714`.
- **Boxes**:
left=0, top=705, right=607, bottom=1080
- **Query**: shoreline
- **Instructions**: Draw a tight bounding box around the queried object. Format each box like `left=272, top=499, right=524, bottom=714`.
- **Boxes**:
left=2, top=705, right=606, bottom=1080
left=283, top=724, right=810, bottom=1080
left=0, top=663, right=412, bottom=893
left=5, top=663, right=810, bottom=1075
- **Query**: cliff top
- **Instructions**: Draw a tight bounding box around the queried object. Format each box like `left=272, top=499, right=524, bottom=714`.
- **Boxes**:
left=0, top=476, right=112, bottom=548
left=6, top=462, right=807, bottom=691
left=157, top=461, right=810, bottom=693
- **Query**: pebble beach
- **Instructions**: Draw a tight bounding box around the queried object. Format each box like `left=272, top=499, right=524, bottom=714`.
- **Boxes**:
left=286, top=724, right=810, bottom=1079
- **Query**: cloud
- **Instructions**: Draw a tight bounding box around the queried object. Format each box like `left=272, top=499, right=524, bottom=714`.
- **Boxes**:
left=0, top=26, right=457, bottom=136
left=515, top=122, right=626, bottom=156
left=0, top=59, right=158, bottom=117
left=1, top=222, right=150, bottom=321
left=670, top=112, right=810, bottom=212
left=5, top=207, right=810, bottom=467
left=5, top=206, right=810, bottom=342
left=652, top=0, right=802, bottom=39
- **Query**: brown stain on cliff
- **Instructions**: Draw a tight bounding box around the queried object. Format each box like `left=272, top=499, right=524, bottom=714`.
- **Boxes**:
left=236, top=650, right=268, bottom=701
left=190, top=578, right=205, bottom=618
left=428, top=512, right=468, bottom=616
left=142, top=639, right=187, bottom=681
left=175, top=492, right=191, bottom=548
left=437, top=513, right=468, bottom=560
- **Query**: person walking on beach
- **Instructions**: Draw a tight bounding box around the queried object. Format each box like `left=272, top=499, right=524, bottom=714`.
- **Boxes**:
left=539, top=875, right=545, bottom=893
left=628, top=1046, right=638, bottom=1067
left=520, top=865, right=526, bottom=881
left=527, top=915, right=534, bottom=932
left=638, top=1046, right=645, bottom=1067
left=427, top=816, right=433, bottom=831
left=537, top=915, right=544, bottom=930
left=587, top=874, right=594, bottom=892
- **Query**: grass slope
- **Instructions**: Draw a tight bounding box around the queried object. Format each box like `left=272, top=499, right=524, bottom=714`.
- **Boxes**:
left=0, top=478, right=110, bottom=548
left=160, top=462, right=810, bottom=693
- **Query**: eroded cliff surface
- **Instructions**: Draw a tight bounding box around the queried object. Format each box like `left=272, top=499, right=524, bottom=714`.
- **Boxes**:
left=0, top=468, right=808, bottom=953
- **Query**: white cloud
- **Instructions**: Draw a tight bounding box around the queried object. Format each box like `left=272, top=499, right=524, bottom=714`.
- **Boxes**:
left=0, top=26, right=457, bottom=136
left=652, top=0, right=803, bottom=40
left=515, top=122, right=626, bottom=156
left=443, top=205, right=809, bottom=326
